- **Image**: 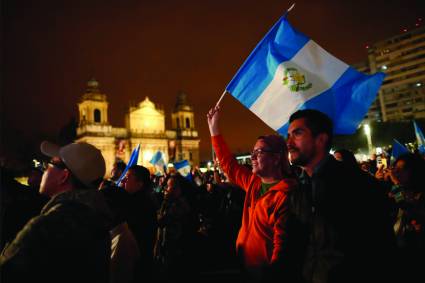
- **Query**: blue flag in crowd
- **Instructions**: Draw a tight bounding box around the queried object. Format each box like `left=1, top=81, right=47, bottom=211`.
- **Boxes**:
left=413, top=120, right=425, bottom=154
left=150, top=150, right=167, bottom=175
left=226, top=14, right=385, bottom=135
left=116, top=144, right=140, bottom=186
left=391, top=139, right=409, bottom=163
left=173, top=160, right=192, bottom=181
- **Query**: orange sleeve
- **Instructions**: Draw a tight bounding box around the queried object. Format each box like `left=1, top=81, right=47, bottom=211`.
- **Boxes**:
left=211, top=135, right=257, bottom=192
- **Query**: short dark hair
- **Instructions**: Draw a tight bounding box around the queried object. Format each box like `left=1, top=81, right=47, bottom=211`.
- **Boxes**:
left=334, top=148, right=358, bottom=168
left=128, top=165, right=152, bottom=190
left=115, top=160, right=127, bottom=172
left=289, top=109, right=333, bottom=151
left=100, top=185, right=130, bottom=227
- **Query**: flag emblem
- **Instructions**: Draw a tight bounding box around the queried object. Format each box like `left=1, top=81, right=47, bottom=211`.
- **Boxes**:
left=282, top=67, right=312, bottom=92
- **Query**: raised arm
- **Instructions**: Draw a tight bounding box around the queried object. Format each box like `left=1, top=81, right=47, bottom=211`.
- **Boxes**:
left=207, top=104, right=221, bottom=136
left=207, top=105, right=257, bottom=191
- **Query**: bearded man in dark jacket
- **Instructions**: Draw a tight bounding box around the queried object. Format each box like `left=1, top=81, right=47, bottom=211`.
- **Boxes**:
left=286, top=110, right=396, bottom=283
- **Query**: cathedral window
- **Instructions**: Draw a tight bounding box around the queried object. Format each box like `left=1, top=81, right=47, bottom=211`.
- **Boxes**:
left=185, top=117, right=190, bottom=128
left=94, top=109, right=101, bottom=123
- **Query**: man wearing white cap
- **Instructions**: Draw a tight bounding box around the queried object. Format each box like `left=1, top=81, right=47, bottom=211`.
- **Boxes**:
left=0, top=141, right=112, bottom=283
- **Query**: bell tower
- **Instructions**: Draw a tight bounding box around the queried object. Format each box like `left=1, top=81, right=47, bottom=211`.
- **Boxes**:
left=171, top=92, right=200, bottom=165
left=76, top=78, right=115, bottom=176
left=78, top=78, right=109, bottom=126
left=171, top=92, right=196, bottom=132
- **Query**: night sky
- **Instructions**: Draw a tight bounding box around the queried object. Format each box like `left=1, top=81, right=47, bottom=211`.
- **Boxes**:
left=2, top=0, right=424, bottom=165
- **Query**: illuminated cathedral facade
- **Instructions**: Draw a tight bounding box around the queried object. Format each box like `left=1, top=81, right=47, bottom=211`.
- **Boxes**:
left=76, top=78, right=200, bottom=174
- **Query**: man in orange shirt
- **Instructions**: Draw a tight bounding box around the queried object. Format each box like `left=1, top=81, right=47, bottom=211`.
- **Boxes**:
left=207, top=105, right=301, bottom=282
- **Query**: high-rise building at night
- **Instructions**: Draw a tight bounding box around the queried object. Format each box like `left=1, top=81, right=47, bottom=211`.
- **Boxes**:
left=76, top=78, right=200, bottom=174
left=365, top=24, right=425, bottom=123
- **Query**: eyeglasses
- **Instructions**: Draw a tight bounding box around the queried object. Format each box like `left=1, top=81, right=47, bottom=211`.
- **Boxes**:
left=42, top=160, right=68, bottom=171
left=250, top=148, right=280, bottom=159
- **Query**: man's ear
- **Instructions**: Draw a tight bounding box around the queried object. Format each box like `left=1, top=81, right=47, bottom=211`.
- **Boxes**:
left=59, top=169, right=71, bottom=185
left=315, top=133, right=329, bottom=150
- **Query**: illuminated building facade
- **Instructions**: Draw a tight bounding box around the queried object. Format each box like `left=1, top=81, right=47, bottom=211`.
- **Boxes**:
left=366, top=24, right=425, bottom=122
left=76, top=79, right=200, bottom=174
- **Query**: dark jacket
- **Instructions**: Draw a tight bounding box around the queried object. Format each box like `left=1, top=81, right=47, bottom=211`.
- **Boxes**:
left=288, top=156, right=396, bottom=283
left=0, top=189, right=113, bottom=283
left=126, top=189, right=158, bottom=279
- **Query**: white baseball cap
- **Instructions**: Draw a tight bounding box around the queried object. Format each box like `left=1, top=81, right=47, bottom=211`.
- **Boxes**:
left=41, top=141, right=106, bottom=188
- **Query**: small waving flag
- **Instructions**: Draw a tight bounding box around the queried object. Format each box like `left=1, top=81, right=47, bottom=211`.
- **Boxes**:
left=413, top=121, right=425, bottom=154
left=116, top=144, right=140, bottom=186
left=150, top=151, right=167, bottom=175
left=173, top=160, right=192, bottom=181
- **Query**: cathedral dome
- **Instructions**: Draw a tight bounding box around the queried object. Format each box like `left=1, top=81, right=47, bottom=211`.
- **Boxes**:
left=174, top=91, right=193, bottom=112
left=138, top=97, right=155, bottom=109
left=82, top=78, right=107, bottom=102
left=87, top=78, right=99, bottom=90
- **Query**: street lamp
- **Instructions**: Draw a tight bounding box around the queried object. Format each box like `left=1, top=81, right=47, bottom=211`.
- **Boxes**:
left=364, top=124, right=373, bottom=156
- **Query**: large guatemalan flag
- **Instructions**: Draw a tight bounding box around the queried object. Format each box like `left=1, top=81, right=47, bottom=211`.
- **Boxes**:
left=226, top=14, right=386, bottom=135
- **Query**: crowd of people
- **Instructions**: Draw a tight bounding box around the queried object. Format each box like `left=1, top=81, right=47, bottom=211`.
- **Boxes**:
left=0, top=108, right=424, bottom=283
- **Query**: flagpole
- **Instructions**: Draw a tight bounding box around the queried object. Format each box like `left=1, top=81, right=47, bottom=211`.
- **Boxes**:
left=216, top=89, right=227, bottom=106
left=287, top=3, right=296, bottom=13
left=213, top=89, right=226, bottom=167
left=225, top=3, right=296, bottom=94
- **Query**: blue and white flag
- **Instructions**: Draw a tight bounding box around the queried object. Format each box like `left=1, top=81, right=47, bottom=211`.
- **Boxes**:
left=226, top=15, right=385, bottom=135
left=391, top=139, right=409, bottom=164
left=150, top=151, right=167, bottom=175
left=413, top=121, right=425, bottom=154
left=173, top=160, right=192, bottom=181
left=116, top=144, right=140, bottom=186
